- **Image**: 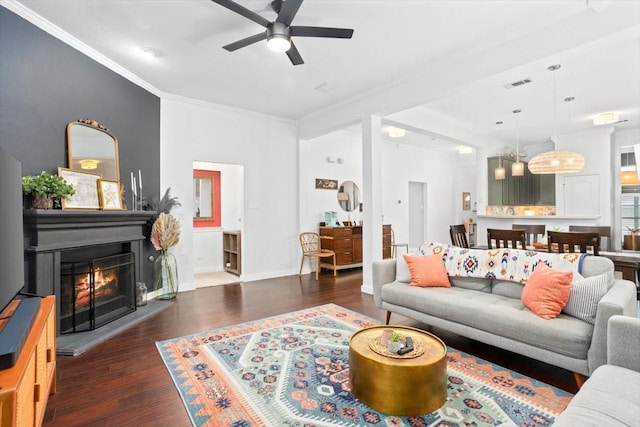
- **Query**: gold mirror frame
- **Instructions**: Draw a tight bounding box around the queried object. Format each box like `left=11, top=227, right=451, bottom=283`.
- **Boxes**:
left=66, top=119, right=120, bottom=182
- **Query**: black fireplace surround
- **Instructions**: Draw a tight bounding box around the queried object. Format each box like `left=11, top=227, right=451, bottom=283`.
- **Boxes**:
left=23, top=210, right=155, bottom=335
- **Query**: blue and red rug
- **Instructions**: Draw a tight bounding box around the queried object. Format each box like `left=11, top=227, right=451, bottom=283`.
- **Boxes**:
left=156, top=304, right=572, bottom=426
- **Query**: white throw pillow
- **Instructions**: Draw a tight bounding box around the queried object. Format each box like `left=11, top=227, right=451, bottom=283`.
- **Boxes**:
left=563, top=273, right=608, bottom=324
left=396, top=254, right=412, bottom=283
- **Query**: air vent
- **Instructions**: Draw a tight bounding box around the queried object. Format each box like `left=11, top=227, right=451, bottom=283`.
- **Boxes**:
left=503, top=78, right=532, bottom=89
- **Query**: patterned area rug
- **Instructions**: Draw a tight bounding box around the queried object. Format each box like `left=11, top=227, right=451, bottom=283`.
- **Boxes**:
left=156, top=304, right=572, bottom=426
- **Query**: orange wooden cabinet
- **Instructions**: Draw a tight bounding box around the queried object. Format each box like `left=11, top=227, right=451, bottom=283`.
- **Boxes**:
left=319, top=225, right=392, bottom=270
left=0, top=296, right=56, bottom=427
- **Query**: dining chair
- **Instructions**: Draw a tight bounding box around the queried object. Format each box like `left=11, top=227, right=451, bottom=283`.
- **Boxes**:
left=298, top=232, right=337, bottom=280
left=390, top=227, right=409, bottom=258
left=568, top=225, right=612, bottom=252
left=512, top=224, right=546, bottom=247
left=487, top=228, right=527, bottom=249
left=449, top=224, right=469, bottom=248
left=547, top=231, right=600, bottom=255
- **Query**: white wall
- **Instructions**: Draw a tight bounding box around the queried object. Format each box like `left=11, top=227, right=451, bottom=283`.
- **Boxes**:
left=192, top=162, right=244, bottom=274
left=161, top=97, right=299, bottom=291
left=300, top=130, right=363, bottom=232
left=380, top=141, right=459, bottom=249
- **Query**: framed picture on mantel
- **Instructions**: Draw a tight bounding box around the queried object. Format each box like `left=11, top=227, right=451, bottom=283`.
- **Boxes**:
left=58, top=167, right=101, bottom=210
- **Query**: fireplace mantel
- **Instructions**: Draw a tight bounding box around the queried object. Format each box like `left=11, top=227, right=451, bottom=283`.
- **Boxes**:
left=23, top=209, right=155, bottom=334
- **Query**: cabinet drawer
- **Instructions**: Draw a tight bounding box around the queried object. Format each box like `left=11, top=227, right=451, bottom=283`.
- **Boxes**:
left=332, top=228, right=352, bottom=238
left=336, top=252, right=353, bottom=264
left=334, top=238, right=353, bottom=251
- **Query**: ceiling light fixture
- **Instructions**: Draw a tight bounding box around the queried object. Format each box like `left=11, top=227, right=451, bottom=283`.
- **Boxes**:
left=512, top=109, right=524, bottom=177
left=494, top=121, right=505, bottom=180
left=528, top=65, right=585, bottom=174
left=388, top=127, right=406, bottom=138
left=457, top=146, right=473, bottom=154
left=593, top=112, right=620, bottom=125
left=267, top=23, right=292, bottom=52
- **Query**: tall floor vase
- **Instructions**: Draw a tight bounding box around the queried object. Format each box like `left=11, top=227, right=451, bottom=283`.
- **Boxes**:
left=155, top=250, right=178, bottom=300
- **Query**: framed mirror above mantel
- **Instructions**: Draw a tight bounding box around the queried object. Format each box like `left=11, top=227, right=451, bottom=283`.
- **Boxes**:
left=67, top=119, right=120, bottom=182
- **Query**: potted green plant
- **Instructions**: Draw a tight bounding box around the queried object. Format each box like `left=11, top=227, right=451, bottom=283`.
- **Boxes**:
left=22, top=171, right=75, bottom=209
left=623, top=227, right=640, bottom=251
left=387, top=330, right=404, bottom=352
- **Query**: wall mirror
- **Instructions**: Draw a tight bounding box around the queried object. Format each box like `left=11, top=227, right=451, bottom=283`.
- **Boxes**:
left=337, top=181, right=360, bottom=212
left=193, top=176, right=214, bottom=219
left=67, top=119, right=120, bottom=181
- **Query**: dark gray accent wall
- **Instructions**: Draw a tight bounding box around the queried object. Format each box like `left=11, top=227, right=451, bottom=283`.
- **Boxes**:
left=0, top=6, right=161, bottom=285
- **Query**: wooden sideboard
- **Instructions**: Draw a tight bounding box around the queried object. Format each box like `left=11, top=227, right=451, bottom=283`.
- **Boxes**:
left=0, top=296, right=56, bottom=427
left=319, top=225, right=392, bottom=270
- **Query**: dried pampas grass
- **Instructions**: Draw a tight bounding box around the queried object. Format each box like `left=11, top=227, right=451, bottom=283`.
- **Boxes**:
left=151, top=213, right=181, bottom=250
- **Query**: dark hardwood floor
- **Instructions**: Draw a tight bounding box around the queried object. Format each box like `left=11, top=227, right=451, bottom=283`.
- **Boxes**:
left=43, top=269, right=580, bottom=426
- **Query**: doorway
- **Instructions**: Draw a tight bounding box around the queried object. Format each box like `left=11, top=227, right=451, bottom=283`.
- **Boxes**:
left=192, top=161, right=244, bottom=288
left=408, top=181, right=427, bottom=249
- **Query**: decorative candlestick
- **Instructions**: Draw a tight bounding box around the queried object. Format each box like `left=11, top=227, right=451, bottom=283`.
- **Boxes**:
left=138, top=170, right=143, bottom=210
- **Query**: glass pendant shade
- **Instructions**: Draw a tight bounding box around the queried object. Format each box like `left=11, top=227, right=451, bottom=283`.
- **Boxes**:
left=495, top=165, right=506, bottom=180
left=621, top=171, right=640, bottom=185
left=528, top=151, right=585, bottom=174
left=512, top=161, right=524, bottom=176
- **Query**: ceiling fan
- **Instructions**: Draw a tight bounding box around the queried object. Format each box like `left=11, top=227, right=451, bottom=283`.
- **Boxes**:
left=210, top=0, right=354, bottom=65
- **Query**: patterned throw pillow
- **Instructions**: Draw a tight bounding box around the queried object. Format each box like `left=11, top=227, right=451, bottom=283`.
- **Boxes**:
left=563, top=273, right=608, bottom=324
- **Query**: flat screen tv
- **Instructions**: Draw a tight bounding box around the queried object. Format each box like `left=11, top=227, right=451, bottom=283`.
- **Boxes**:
left=0, top=146, right=25, bottom=314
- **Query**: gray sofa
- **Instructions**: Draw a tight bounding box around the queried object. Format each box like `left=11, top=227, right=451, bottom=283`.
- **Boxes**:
left=372, top=254, right=637, bottom=381
left=554, top=315, right=640, bottom=426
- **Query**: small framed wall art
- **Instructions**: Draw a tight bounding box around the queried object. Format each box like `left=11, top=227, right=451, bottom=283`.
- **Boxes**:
left=58, top=167, right=101, bottom=210
left=99, top=179, right=123, bottom=210
left=462, top=192, right=471, bottom=211
left=315, top=178, right=338, bottom=189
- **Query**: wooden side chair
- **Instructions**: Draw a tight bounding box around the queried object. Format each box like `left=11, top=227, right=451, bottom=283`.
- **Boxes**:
left=547, top=231, right=600, bottom=255
left=512, top=224, right=546, bottom=247
left=487, top=228, right=527, bottom=249
left=449, top=224, right=469, bottom=248
left=569, top=225, right=612, bottom=252
left=390, top=227, right=409, bottom=258
left=299, top=232, right=337, bottom=280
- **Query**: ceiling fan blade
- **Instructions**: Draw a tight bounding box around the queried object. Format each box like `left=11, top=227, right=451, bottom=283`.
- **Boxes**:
left=286, top=41, right=304, bottom=65
left=223, top=32, right=267, bottom=51
left=276, top=0, right=303, bottom=26
left=291, top=26, right=354, bottom=38
left=211, top=0, right=271, bottom=28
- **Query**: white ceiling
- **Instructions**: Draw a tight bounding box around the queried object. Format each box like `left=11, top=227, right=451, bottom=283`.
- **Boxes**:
left=7, top=0, right=640, bottom=150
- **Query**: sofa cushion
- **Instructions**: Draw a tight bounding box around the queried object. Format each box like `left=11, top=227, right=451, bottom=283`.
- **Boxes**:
left=580, top=256, right=616, bottom=289
left=553, top=365, right=640, bottom=427
left=563, top=273, right=608, bottom=324
left=404, top=254, right=451, bottom=287
left=381, top=281, right=592, bottom=359
left=521, top=264, right=573, bottom=319
left=396, top=254, right=412, bottom=283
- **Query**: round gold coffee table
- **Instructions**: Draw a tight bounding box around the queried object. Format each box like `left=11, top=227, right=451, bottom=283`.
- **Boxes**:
left=349, top=325, right=447, bottom=416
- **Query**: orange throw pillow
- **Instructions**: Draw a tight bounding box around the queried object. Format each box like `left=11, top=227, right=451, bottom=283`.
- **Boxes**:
left=521, top=263, right=573, bottom=319
left=403, top=254, right=451, bottom=288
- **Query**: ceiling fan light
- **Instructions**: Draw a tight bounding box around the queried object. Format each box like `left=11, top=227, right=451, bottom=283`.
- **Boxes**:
left=267, top=34, right=291, bottom=52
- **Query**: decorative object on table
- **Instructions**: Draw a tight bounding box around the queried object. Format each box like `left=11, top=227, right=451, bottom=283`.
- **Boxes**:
left=136, top=282, right=148, bottom=307
left=156, top=304, right=572, bottom=426
left=623, top=226, right=640, bottom=251
left=98, top=179, right=123, bottom=210
left=369, top=334, right=425, bottom=359
left=151, top=212, right=181, bottom=300
left=56, top=167, right=102, bottom=210
left=315, top=178, right=338, bottom=189
left=387, top=330, right=404, bottom=352
left=21, top=171, right=75, bottom=209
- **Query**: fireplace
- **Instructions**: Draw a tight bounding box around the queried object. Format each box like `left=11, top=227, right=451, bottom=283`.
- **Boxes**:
left=23, top=210, right=155, bottom=335
left=60, top=252, right=136, bottom=333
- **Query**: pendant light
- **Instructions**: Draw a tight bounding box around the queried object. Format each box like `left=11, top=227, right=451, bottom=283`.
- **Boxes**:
left=494, top=121, right=506, bottom=180
left=528, top=64, right=585, bottom=174
left=512, top=109, right=524, bottom=176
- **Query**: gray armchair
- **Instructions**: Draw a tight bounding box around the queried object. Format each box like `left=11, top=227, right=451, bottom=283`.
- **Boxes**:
left=554, top=315, right=640, bottom=426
